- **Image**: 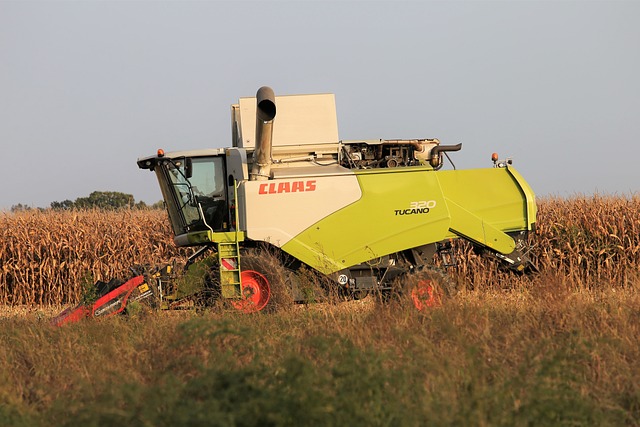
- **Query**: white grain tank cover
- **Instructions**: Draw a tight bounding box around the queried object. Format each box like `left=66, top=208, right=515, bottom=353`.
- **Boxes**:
left=233, top=93, right=339, bottom=148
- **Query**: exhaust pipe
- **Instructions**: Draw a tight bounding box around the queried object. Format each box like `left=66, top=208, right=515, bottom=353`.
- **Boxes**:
left=250, top=86, right=277, bottom=181
left=429, top=143, right=462, bottom=168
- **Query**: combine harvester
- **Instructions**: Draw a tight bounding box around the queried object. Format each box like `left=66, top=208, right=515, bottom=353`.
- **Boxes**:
left=53, top=86, right=536, bottom=325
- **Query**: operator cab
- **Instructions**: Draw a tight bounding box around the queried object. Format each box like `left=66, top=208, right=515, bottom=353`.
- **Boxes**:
left=137, top=149, right=230, bottom=242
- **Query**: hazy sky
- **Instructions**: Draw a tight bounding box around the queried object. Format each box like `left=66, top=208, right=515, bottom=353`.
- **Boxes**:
left=1, top=0, right=639, bottom=210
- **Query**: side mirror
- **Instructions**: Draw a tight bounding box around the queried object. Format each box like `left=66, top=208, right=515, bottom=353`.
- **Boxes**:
left=185, top=158, right=193, bottom=179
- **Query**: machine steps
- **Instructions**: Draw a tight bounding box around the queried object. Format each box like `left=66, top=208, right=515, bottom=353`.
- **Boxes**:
left=217, top=241, right=242, bottom=298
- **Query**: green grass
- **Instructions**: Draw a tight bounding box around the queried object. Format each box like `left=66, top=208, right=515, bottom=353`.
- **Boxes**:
left=1, top=277, right=638, bottom=426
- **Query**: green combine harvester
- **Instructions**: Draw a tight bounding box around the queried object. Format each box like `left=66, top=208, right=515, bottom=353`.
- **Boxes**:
left=132, top=86, right=536, bottom=312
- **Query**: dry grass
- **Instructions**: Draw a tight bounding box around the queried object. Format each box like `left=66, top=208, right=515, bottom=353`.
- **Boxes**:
left=1, top=278, right=638, bottom=425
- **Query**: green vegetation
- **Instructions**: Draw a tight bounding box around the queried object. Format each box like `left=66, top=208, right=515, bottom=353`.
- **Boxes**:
left=1, top=281, right=639, bottom=426
left=51, top=191, right=156, bottom=210
left=10, top=191, right=164, bottom=212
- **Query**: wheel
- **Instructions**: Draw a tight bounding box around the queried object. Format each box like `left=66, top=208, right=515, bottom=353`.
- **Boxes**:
left=405, top=269, right=454, bottom=311
left=231, top=270, right=271, bottom=313
left=236, top=247, right=299, bottom=310
left=410, top=275, right=442, bottom=310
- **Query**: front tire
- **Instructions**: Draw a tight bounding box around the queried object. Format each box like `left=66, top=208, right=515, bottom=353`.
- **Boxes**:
left=231, top=270, right=271, bottom=313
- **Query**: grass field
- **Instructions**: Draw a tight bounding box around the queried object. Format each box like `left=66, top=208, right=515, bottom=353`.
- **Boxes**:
left=1, top=196, right=639, bottom=425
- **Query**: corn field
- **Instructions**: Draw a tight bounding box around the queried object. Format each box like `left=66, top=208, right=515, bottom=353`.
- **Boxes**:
left=455, top=195, right=640, bottom=290
left=1, top=195, right=639, bottom=306
left=0, top=209, right=188, bottom=305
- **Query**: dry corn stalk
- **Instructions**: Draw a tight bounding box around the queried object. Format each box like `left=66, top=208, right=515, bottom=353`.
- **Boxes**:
left=1, top=195, right=639, bottom=305
left=0, top=209, right=187, bottom=305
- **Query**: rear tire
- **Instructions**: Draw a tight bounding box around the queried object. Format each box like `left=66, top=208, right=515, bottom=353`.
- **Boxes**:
left=409, top=270, right=444, bottom=310
left=408, top=268, right=456, bottom=310
left=384, top=267, right=455, bottom=311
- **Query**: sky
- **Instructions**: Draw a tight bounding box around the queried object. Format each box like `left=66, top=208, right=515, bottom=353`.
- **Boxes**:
left=1, top=0, right=639, bottom=210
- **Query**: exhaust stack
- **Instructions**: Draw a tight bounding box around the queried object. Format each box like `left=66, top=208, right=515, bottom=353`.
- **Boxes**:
left=250, top=86, right=277, bottom=181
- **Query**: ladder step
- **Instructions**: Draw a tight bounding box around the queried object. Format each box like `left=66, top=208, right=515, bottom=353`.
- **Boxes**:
left=217, top=238, right=242, bottom=299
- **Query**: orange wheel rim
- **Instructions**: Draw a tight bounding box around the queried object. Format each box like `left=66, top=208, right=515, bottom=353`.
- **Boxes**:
left=411, top=279, right=441, bottom=311
left=231, top=270, right=271, bottom=313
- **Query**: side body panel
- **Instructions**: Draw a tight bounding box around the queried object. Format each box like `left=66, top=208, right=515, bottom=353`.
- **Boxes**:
left=437, top=166, right=537, bottom=252
left=231, top=165, right=535, bottom=276
left=240, top=174, right=363, bottom=248
left=281, top=167, right=451, bottom=273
